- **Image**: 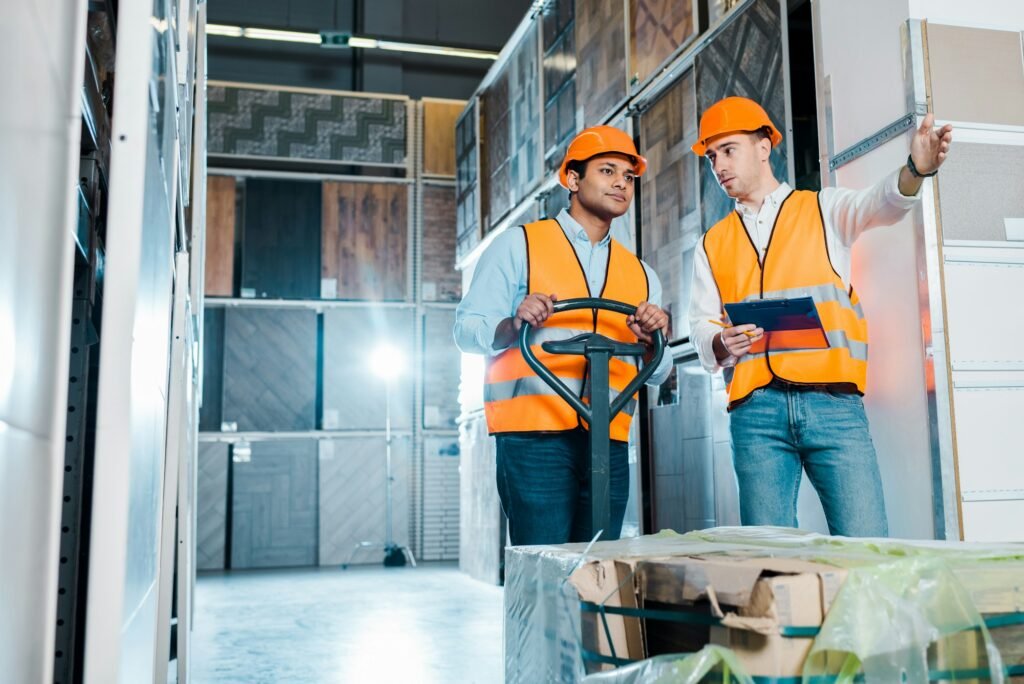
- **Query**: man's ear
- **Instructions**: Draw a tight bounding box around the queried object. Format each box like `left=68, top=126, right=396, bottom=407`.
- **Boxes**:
left=566, top=169, right=581, bottom=192
left=760, top=137, right=773, bottom=163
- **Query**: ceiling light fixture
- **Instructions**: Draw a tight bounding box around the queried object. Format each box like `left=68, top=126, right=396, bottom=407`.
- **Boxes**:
left=206, top=24, right=498, bottom=60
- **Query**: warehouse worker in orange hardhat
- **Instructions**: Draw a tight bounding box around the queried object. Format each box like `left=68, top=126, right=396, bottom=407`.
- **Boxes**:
left=688, top=96, right=953, bottom=536
left=454, top=125, right=671, bottom=546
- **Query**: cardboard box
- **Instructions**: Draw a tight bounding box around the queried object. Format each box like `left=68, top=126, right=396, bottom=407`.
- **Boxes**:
left=638, top=556, right=847, bottom=678
left=569, top=559, right=645, bottom=673
left=569, top=554, right=850, bottom=678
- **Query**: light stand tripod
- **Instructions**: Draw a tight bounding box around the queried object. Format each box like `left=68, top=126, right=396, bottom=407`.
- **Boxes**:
left=342, top=354, right=416, bottom=569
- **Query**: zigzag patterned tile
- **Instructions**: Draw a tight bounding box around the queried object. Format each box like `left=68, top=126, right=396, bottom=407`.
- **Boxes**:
left=197, top=442, right=229, bottom=570
left=208, top=85, right=407, bottom=166
left=695, top=0, right=789, bottom=228
left=318, top=437, right=411, bottom=566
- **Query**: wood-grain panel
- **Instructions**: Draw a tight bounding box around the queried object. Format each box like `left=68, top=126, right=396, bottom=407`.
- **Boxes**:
left=204, top=175, right=236, bottom=296
left=629, top=0, right=696, bottom=88
left=322, top=181, right=408, bottom=301
left=423, top=100, right=465, bottom=177
left=422, top=185, right=461, bottom=302
left=241, top=179, right=322, bottom=299
left=576, top=0, right=627, bottom=125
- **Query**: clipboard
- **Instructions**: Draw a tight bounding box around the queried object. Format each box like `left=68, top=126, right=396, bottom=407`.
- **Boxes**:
left=723, top=296, right=829, bottom=350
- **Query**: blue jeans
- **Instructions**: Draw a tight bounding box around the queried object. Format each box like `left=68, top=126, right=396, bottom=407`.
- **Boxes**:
left=729, top=386, right=888, bottom=537
left=495, top=428, right=629, bottom=546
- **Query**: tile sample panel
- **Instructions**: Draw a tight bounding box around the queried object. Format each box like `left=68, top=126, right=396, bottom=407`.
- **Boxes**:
left=241, top=179, right=322, bottom=300
left=321, top=181, right=408, bottom=301
left=321, top=307, right=415, bottom=430
left=222, top=307, right=318, bottom=432
left=231, top=439, right=318, bottom=569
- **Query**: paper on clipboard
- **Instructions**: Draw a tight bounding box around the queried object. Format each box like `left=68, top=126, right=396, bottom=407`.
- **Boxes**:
left=723, top=296, right=829, bottom=351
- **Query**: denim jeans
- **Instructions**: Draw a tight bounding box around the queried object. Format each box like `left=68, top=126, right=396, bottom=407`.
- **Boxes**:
left=729, top=386, right=889, bottom=537
left=495, top=428, right=629, bottom=546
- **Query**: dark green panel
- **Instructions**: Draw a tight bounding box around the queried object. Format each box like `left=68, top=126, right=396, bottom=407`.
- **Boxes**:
left=241, top=179, right=322, bottom=300
left=199, top=307, right=225, bottom=431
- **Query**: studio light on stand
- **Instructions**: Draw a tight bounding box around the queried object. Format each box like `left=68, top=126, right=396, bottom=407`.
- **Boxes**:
left=342, top=343, right=417, bottom=569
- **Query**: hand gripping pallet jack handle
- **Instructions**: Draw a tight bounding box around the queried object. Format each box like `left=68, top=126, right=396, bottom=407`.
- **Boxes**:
left=518, top=298, right=666, bottom=541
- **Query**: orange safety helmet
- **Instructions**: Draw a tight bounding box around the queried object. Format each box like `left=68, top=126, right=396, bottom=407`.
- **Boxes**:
left=691, top=96, right=783, bottom=156
left=559, top=125, right=648, bottom=188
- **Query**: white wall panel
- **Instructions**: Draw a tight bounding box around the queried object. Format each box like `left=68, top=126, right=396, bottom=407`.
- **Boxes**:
left=952, top=387, right=1024, bottom=496
left=945, top=259, right=1024, bottom=370
left=908, top=0, right=1024, bottom=31
left=0, top=1, right=88, bottom=682
left=961, top=500, right=1024, bottom=543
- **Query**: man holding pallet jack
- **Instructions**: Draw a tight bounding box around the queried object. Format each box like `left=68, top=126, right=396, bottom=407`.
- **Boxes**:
left=688, top=96, right=953, bottom=537
left=455, top=126, right=671, bottom=546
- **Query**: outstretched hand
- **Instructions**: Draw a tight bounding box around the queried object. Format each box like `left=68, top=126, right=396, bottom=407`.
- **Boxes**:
left=910, top=113, right=953, bottom=175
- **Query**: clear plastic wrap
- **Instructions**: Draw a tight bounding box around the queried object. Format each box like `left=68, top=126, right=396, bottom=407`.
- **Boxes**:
left=502, top=527, right=1024, bottom=683
left=582, top=647, right=754, bottom=684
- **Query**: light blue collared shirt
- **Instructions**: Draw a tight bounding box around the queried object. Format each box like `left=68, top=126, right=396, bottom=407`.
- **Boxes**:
left=453, top=209, right=672, bottom=385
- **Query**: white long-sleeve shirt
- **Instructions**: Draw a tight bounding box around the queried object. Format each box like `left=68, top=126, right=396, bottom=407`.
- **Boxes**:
left=688, top=169, right=921, bottom=373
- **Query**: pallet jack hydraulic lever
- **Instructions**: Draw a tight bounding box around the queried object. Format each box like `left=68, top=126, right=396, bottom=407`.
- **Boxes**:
left=519, top=297, right=665, bottom=542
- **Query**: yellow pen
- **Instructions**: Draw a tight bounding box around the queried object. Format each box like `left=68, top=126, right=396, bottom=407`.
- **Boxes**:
left=707, top=319, right=757, bottom=338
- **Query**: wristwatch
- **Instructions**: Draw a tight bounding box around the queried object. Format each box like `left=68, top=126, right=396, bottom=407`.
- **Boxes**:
left=906, top=154, right=937, bottom=178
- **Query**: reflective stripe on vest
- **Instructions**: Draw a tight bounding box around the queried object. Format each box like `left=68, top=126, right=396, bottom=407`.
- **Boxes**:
left=483, top=219, right=649, bottom=440
left=703, top=190, right=868, bottom=407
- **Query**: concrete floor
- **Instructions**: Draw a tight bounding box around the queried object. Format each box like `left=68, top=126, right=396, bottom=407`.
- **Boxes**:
left=189, top=562, right=504, bottom=684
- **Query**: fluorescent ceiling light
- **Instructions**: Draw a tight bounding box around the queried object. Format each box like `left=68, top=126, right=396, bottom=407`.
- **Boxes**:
left=372, top=39, right=497, bottom=60
left=206, top=23, right=320, bottom=44
left=206, top=24, right=498, bottom=60
left=206, top=24, right=244, bottom=38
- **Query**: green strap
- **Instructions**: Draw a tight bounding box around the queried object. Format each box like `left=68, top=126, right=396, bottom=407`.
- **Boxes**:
left=579, top=601, right=819, bottom=637
left=579, top=648, right=1024, bottom=682
left=581, top=601, right=1024, bottom=639
left=984, top=612, right=1024, bottom=629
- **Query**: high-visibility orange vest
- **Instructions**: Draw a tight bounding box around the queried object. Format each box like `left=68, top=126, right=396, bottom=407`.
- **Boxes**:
left=484, top=219, right=649, bottom=441
left=703, top=190, right=868, bottom=408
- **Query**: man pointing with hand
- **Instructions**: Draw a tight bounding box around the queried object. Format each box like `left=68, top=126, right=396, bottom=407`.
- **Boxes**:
left=455, top=125, right=671, bottom=546
left=688, top=96, right=953, bottom=537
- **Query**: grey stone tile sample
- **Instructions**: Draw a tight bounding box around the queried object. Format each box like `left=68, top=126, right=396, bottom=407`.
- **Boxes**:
left=318, top=437, right=411, bottom=566
left=230, top=439, right=318, bottom=569
left=222, top=307, right=318, bottom=432
left=197, top=442, right=229, bottom=570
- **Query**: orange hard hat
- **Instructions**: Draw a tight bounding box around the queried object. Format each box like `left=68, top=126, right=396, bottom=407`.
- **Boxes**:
left=691, top=96, right=783, bottom=156
left=559, top=125, right=647, bottom=188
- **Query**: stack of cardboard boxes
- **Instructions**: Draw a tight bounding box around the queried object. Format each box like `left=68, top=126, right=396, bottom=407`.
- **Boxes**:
left=504, top=530, right=1024, bottom=682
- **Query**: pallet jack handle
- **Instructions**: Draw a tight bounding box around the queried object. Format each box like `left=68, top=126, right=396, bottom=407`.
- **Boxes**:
left=519, top=297, right=665, bottom=541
